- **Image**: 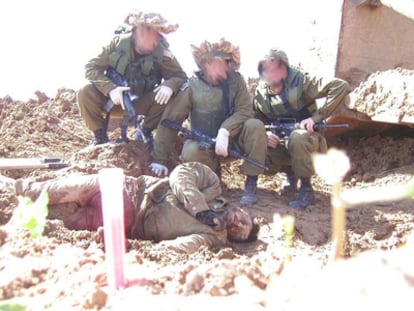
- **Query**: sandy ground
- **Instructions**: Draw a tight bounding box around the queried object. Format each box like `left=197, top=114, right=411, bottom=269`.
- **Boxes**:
left=0, top=70, right=414, bottom=310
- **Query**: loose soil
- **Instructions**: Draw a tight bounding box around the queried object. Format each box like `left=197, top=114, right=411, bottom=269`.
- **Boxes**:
left=0, top=70, right=413, bottom=309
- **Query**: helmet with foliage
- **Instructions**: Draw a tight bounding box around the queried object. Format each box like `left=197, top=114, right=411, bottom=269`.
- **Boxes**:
left=191, top=38, right=241, bottom=70
left=124, top=11, right=179, bottom=34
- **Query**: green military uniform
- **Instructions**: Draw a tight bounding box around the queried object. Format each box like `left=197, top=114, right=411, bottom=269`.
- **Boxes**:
left=14, top=162, right=226, bottom=254
left=77, top=32, right=187, bottom=132
left=152, top=71, right=267, bottom=176
left=254, top=67, right=349, bottom=178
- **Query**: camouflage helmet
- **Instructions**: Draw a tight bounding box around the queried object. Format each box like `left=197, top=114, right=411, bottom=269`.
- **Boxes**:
left=124, top=11, right=179, bottom=34
left=191, top=38, right=241, bottom=70
left=257, top=48, right=289, bottom=76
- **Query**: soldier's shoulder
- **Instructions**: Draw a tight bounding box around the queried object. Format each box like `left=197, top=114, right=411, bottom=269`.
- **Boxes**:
left=189, top=72, right=203, bottom=84
left=228, top=71, right=246, bottom=89
left=162, top=49, right=175, bottom=59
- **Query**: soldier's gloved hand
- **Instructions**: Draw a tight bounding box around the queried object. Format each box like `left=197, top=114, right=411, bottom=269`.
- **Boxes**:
left=154, top=85, right=173, bottom=105
left=109, top=86, right=130, bottom=110
left=215, top=128, right=229, bottom=157
left=266, top=131, right=280, bottom=148
left=196, top=210, right=226, bottom=231
left=149, top=162, right=169, bottom=177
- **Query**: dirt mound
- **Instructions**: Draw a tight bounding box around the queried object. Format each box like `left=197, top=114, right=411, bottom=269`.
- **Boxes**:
left=326, top=69, right=414, bottom=142
left=1, top=73, right=414, bottom=309
left=330, top=135, right=414, bottom=182
left=349, top=68, right=414, bottom=124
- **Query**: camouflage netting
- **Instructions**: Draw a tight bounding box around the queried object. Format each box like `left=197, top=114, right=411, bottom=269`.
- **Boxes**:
left=124, top=11, right=179, bottom=34
left=191, top=38, right=241, bottom=70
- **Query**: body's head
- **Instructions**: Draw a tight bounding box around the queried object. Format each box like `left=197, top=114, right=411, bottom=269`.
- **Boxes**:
left=191, top=38, right=240, bottom=86
left=124, top=11, right=178, bottom=55
left=225, top=207, right=260, bottom=242
left=258, top=48, right=289, bottom=90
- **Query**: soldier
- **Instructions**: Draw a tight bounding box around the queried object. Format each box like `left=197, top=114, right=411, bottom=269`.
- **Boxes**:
left=150, top=39, right=267, bottom=206
left=11, top=162, right=259, bottom=254
left=254, top=48, right=350, bottom=208
left=77, top=11, right=187, bottom=159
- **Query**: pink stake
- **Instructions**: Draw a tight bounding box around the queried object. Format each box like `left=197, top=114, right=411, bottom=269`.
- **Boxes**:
left=98, top=168, right=126, bottom=290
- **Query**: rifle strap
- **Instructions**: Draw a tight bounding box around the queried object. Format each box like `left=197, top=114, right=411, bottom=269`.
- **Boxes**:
left=103, top=111, right=111, bottom=133
left=279, top=84, right=301, bottom=119
left=220, top=80, right=233, bottom=118
left=279, top=83, right=314, bottom=121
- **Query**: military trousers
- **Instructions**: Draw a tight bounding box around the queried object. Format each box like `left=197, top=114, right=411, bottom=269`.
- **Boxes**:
left=265, top=129, right=328, bottom=178
left=77, top=83, right=175, bottom=132
left=181, top=119, right=267, bottom=176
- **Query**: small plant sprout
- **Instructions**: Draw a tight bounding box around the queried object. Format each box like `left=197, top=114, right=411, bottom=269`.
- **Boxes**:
left=282, top=215, right=295, bottom=262
left=8, top=189, right=49, bottom=238
left=313, top=148, right=350, bottom=260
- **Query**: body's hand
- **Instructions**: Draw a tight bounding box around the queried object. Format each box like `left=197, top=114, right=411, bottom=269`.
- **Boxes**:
left=149, top=162, right=169, bottom=177
left=267, top=131, right=280, bottom=148
left=154, top=85, right=173, bottom=105
left=215, top=128, right=229, bottom=157
left=196, top=210, right=226, bottom=231
left=109, top=86, right=130, bottom=110
left=300, top=117, right=315, bottom=133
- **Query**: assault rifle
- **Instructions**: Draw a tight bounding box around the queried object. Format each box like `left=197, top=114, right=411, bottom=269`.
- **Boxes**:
left=161, top=119, right=269, bottom=171
left=104, top=67, right=139, bottom=142
left=265, top=117, right=349, bottom=142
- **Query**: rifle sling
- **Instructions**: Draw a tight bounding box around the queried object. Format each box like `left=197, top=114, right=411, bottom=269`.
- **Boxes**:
left=220, top=80, right=233, bottom=119
left=278, top=82, right=313, bottom=121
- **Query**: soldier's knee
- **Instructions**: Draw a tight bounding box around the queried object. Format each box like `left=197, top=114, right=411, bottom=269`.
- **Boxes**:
left=77, top=86, right=86, bottom=107
left=181, top=142, right=202, bottom=162
left=77, top=84, right=104, bottom=109
left=288, top=130, right=310, bottom=146
left=242, top=119, right=266, bottom=141
left=244, top=118, right=265, bottom=132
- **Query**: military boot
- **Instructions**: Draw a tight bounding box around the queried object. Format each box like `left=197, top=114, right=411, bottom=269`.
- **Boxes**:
left=289, top=178, right=315, bottom=209
left=240, top=175, right=258, bottom=206
left=135, top=125, right=153, bottom=146
left=281, top=166, right=297, bottom=196
left=91, top=129, right=109, bottom=145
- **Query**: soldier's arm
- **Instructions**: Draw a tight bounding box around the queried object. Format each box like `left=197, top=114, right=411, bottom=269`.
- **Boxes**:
left=159, top=50, right=188, bottom=93
left=155, top=232, right=227, bottom=254
left=169, top=162, right=221, bottom=217
left=220, top=73, right=254, bottom=137
left=302, top=74, right=350, bottom=123
left=84, top=38, right=119, bottom=96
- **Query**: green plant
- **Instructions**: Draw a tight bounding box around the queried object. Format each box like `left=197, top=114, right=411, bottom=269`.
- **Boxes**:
left=0, top=303, right=27, bottom=311
left=313, top=148, right=414, bottom=260
left=8, top=189, right=49, bottom=238
left=282, top=215, right=295, bottom=262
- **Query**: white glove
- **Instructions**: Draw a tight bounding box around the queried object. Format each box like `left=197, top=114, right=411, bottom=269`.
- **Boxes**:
left=154, top=85, right=173, bottom=105
left=215, top=128, right=229, bottom=157
left=109, top=86, right=130, bottom=110
left=149, top=162, right=169, bottom=177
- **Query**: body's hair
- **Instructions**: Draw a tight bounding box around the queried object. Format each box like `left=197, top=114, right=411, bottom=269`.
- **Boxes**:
left=246, top=218, right=260, bottom=242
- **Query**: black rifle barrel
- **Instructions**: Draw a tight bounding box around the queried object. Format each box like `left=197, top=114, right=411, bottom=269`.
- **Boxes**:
left=162, top=119, right=269, bottom=171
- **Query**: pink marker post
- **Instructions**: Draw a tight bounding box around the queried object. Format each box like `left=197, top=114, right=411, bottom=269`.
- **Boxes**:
left=98, top=167, right=126, bottom=290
